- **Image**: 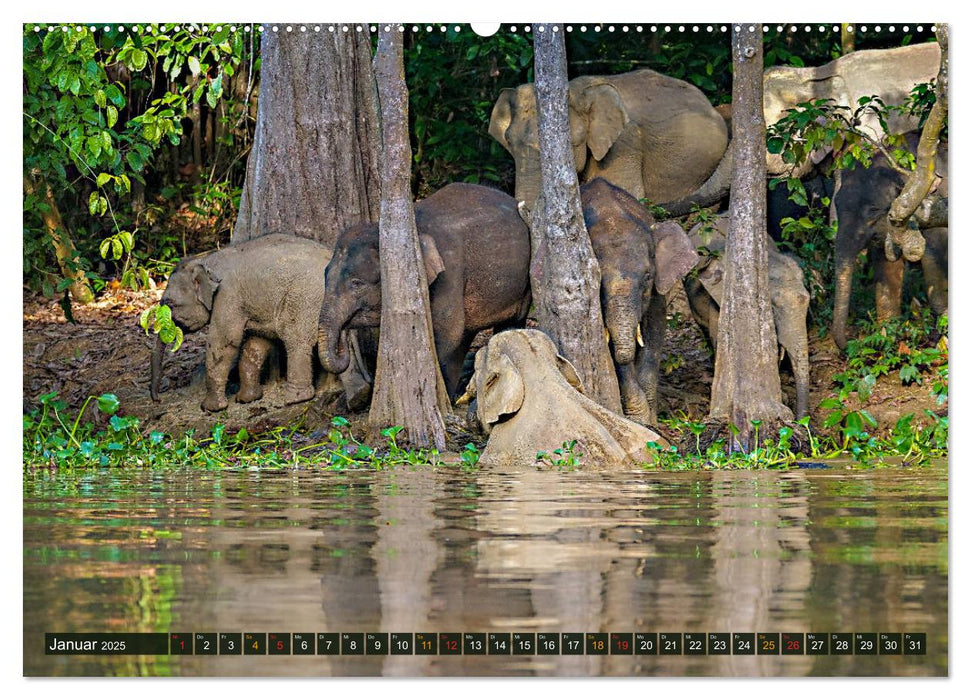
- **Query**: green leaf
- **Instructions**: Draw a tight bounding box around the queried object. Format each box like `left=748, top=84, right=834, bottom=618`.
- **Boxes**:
left=119, top=231, right=134, bottom=252
left=106, top=105, right=118, bottom=128
left=97, top=394, right=120, bottom=415
left=129, top=48, right=148, bottom=72
left=96, top=172, right=112, bottom=188
left=188, top=55, right=201, bottom=76
left=89, top=191, right=101, bottom=216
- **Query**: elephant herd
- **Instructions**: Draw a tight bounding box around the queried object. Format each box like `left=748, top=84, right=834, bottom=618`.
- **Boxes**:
left=151, top=42, right=947, bottom=434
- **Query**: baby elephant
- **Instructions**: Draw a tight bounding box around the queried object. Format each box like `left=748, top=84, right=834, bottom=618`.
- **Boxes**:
left=152, top=234, right=337, bottom=412
left=458, top=329, right=667, bottom=468
left=683, top=218, right=811, bottom=420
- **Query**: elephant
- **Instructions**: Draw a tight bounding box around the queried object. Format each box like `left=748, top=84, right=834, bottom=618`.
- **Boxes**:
left=683, top=217, right=811, bottom=420
left=579, top=178, right=700, bottom=426
left=317, top=183, right=532, bottom=399
left=489, top=68, right=729, bottom=211
left=457, top=329, right=667, bottom=468
left=152, top=234, right=360, bottom=412
left=665, top=42, right=942, bottom=214
left=831, top=136, right=948, bottom=350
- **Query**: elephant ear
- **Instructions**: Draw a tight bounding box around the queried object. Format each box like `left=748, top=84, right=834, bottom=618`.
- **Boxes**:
left=190, top=261, right=218, bottom=311
left=555, top=353, right=584, bottom=394
left=574, top=83, right=628, bottom=162
left=489, top=88, right=516, bottom=152
left=652, top=221, right=701, bottom=295
left=479, top=351, right=525, bottom=427
left=419, top=234, right=445, bottom=285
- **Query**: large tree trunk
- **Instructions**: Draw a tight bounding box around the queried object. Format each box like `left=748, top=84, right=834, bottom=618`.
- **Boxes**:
left=709, top=25, right=793, bottom=447
left=529, top=24, right=622, bottom=413
left=228, top=26, right=380, bottom=409
left=23, top=174, right=94, bottom=304
left=367, top=28, right=449, bottom=451
left=886, top=24, right=948, bottom=263
left=232, top=28, right=381, bottom=246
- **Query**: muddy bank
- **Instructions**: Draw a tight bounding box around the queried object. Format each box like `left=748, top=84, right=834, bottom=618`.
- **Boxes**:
left=22, top=284, right=944, bottom=448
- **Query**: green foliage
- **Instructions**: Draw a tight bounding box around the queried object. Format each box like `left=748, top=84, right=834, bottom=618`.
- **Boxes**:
left=832, top=309, right=947, bottom=403
left=23, top=398, right=447, bottom=469
left=23, top=24, right=253, bottom=301
left=766, top=79, right=942, bottom=178
left=405, top=26, right=532, bottom=195
left=459, top=443, right=481, bottom=470
left=535, top=440, right=583, bottom=469
left=140, top=303, right=184, bottom=350
left=772, top=180, right=837, bottom=326
left=647, top=408, right=945, bottom=470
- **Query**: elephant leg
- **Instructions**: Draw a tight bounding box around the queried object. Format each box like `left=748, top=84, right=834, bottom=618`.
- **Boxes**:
left=872, top=246, right=904, bottom=323
left=282, top=337, right=316, bottom=405
left=775, top=309, right=811, bottom=421
left=633, top=294, right=668, bottom=426
left=203, top=306, right=246, bottom=413
left=430, top=288, right=467, bottom=399
left=236, top=336, right=273, bottom=404
left=921, top=227, right=948, bottom=315
left=831, top=230, right=861, bottom=351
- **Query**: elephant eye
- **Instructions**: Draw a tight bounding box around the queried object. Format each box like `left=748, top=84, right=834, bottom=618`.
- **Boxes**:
left=485, top=373, right=499, bottom=389
left=349, top=277, right=366, bottom=289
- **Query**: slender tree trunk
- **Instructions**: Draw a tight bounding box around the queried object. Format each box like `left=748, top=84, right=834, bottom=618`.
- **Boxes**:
left=529, top=24, right=622, bottom=413
left=232, top=27, right=381, bottom=246
left=840, top=24, right=855, bottom=55
left=23, top=174, right=94, bottom=304
left=886, top=24, right=948, bottom=261
left=367, top=27, right=449, bottom=450
left=709, top=25, right=792, bottom=448
left=189, top=75, right=203, bottom=199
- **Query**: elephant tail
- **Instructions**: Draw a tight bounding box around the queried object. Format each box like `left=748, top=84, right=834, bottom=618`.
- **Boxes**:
left=658, top=148, right=734, bottom=217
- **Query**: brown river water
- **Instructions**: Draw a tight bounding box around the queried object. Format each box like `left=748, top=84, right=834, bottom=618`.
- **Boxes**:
left=23, top=464, right=947, bottom=677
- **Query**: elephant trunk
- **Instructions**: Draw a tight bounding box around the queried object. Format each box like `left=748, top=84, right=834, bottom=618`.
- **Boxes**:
left=150, top=335, right=165, bottom=401
left=318, top=300, right=354, bottom=375
left=831, top=253, right=854, bottom=351
left=789, top=332, right=811, bottom=421
left=513, top=155, right=542, bottom=212
left=604, top=292, right=640, bottom=366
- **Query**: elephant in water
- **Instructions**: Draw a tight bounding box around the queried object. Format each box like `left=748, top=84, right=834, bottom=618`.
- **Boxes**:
left=665, top=42, right=941, bottom=214
left=682, top=218, right=811, bottom=420
left=489, top=68, right=728, bottom=211
left=458, top=329, right=667, bottom=468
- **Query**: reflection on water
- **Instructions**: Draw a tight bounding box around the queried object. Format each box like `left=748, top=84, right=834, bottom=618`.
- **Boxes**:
left=23, top=465, right=947, bottom=676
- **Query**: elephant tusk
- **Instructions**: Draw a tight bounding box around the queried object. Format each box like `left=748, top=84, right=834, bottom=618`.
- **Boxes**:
left=636, top=324, right=644, bottom=348
left=455, top=390, right=473, bottom=406
left=779, top=345, right=786, bottom=363
left=604, top=327, right=611, bottom=344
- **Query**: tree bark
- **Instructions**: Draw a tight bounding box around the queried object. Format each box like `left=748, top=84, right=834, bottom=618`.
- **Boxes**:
left=529, top=24, right=623, bottom=413
left=709, top=25, right=793, bottom=448
left=840, top=24, right=855, bottom=55
left=886, top=24, right=947, bottom=262
left=232, top=27, right=381, bottom=246
left=367, top=27, right=449, bottom=451
left=23, top=174, right=94, bottom=304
